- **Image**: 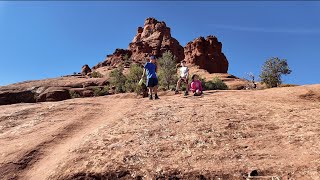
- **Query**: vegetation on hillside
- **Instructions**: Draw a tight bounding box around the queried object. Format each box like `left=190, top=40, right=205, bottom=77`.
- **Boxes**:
left=125, top=64, right=144, bottom=94
left=260, top=57, right=292, bottom=88
left=109, top=66, right=127, bottom=93
left=91, top=71, right=104, bottom=78
left=104, top=51, right=230, bottom=95
left=158, top=51, right=178, bottom=90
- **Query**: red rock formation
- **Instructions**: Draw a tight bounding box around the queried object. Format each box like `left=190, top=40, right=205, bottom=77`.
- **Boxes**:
left=93, top=18, right=229, bottom=73
left=184, top=36, right=229, bottom=73
left=93, top=17, right=184, bottom=69
left=93, top=49, right=132, bottom=69
left=129, top=17, right=184, bottom=63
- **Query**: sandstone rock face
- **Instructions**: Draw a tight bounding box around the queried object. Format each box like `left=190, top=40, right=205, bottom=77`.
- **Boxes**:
left=81, top=64, right=92, bottom=76
left=0, top=77, right=113, bottom=105
left=184, top=36, right=229, bottom=73
left=0, top=90, right=36, bottom=105
left=129, top=17, right=184, bottom=63
left=82, top=90, right=94, bottom=97
left=93, top=49, right=132, bottom=69
left=93, top=17, right=184, bottom=69
left=37, top=88, right=71, bottom=102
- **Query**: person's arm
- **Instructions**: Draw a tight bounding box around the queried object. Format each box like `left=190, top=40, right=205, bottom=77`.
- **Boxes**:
left=190, top=82, right=195, bottom=91
left=141, top=63, right=147, bottom=79
left=155, top=61, right=158, bottom=73
left=141, top=68, right=146, bottom=79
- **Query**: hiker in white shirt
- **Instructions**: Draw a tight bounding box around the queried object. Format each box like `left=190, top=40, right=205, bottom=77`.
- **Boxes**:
left=175, top=60, right=189, bottom=96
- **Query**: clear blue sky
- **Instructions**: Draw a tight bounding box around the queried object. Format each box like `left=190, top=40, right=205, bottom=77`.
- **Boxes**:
left=1, top=1, right=320, bottom=86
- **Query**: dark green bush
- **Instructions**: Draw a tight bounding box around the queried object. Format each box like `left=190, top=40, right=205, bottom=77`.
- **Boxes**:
left=212, top=77, right=228, bottom=90
left=69, top=90, right=81, bottom=98
left=93, top=86, right=109, bottom=96
left=123, top=54, right=132, bottom=67
left=200, top=77, right=206, bottom=89
left=91, top=71, right=103, bottom=78
left=203, top=77, right=228, bottom=90
left=204, top=81, right=216, bottom=90
left=110, top=66, right=127, bottom=93
left=125, top=64, right=144, bottom=94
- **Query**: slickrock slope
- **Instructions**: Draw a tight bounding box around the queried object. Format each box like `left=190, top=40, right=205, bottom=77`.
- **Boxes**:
left=0, top=85, right=319, bottom=179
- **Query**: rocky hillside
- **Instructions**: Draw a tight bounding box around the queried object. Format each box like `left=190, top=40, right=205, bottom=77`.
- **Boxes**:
left=0, top=17, right=243, bottom=106
left=0, top=85, right=319, bottom=179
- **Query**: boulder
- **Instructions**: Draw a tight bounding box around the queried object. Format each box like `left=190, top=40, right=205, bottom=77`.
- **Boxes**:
left=81, top=64, right=92, bottom=76
left=0, top=90, right=36, bottom=105
left=82, top=90, right=94, bottom=97
left=37, top=87, right=71, bottom=102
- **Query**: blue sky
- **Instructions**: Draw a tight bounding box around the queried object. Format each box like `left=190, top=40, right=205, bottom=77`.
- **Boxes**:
left=0, top=1, right=320, bottom=86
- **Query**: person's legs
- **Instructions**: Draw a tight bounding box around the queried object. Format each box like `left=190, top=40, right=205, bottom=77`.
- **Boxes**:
left=185, top=80, right=189, bottom=92
left=147, top=78, right=153, bottom=100
left=153, top=86, right=159, bottom=99
left=148, top=87, right=153, bottom=99
left=184, top=79, right=189, bottom=96
left=154, top=78, right=159, bottom=99
left=193, top=89, right=201, bottom=96
left=153, top=86, right=157, bottom=94
left=175, top=78, right=181, bottom=93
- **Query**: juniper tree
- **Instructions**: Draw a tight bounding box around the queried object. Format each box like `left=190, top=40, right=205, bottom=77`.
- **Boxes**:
left=158, top=51, right=178, bottom=90
left=260, top=57, right=292, bottom=88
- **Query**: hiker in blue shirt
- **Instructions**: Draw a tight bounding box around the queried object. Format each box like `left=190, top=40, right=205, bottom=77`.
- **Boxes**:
left=141, top=55, right=159, bottom=100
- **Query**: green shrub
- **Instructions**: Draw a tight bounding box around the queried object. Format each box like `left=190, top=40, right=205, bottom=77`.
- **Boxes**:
left=279, top=84, right=298, bottom=87
left=69, top=90, right=81, bottom=98
left=204, top=81, right=216, bottom=90
left=91, top=71, right=103, bottom=78
left=93, top=86, right=109, bottom=96
left=124, top=64, right=144, bottom=94
left=212, top=77, right=228, bottom=90
left=203, top=77, right=228, bottom=90
left=110, top=66, right=127, bottom=93
left=200, top=77, right=206, bottom=89
left=123, top=54, right=132, bottom=67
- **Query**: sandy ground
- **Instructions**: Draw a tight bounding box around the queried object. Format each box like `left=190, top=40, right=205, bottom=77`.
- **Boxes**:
left=0, top=85, right=320, bottom=180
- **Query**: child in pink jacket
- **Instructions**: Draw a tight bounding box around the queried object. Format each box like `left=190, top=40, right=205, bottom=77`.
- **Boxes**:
left=190, top=74, right=203, bottom=96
